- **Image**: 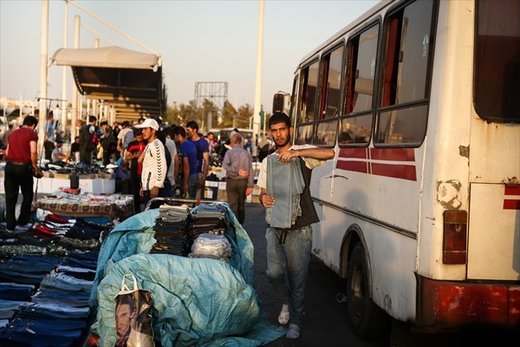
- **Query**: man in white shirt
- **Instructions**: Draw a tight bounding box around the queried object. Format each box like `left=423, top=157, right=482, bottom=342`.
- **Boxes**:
left=135, top=118, right=166, bottom=207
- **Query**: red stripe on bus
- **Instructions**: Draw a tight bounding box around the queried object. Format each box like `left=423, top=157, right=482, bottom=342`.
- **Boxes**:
left=370, top=148, right=415, bottom=161
left=503, top=199, right=520, bottom=210
left=371, top=163, right=417, bottom=181
left=336, top=160, right=369, bottom=173
left=505, top=185, right=520, bottom=196
left=338, top=148, right=367, bottom=159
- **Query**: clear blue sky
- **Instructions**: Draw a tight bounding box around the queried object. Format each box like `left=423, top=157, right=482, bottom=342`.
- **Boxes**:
left=1, top=0, right=379, bottom=113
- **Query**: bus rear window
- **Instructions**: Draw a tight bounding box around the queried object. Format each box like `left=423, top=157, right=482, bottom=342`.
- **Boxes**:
left=474, top=0, right=520, bottom=123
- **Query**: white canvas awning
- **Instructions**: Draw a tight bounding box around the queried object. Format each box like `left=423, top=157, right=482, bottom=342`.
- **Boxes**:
left=50, top=46, right=165, bottom=121
left=51, top=46, right=161, bottom=71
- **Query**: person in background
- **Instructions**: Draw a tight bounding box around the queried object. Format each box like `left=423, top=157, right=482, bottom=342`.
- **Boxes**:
left=155, top=127, right=173, bottom=198
left=69, top=136, right=80, bottom=163
left=117, top=120, right=132, bottom=158
left=185, top=120, right=209, bottom=199
left=79, top=115, right=97, bottom=165
left=1, top=122, right=14, bottom=150
left=173, top=126, right=198, bottom=199
left=51, top=139, right=68, bottom=165
left=44, top=111, right=57, bottom=161
left=136, top=118, right=166, bottom=207
left=115, top=159, right=131, bottom=194
left=205, top=131, right=217, bottom=155
left=125, top=128, right=146, bottom=213
left=222, top=131, right=254, bottom=224
left=4, top=115, right=40, bottom=233
left=160, top=126, right=178, bottom=197
left=257, top=112, right=335, bottom=340
left=99, top=120, right=114, bottom=166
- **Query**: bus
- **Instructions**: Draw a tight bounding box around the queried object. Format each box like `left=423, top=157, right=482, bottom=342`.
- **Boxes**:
left=287, top=0, right=520, bottom=338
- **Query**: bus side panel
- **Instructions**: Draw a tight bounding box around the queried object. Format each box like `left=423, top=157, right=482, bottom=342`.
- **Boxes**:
left=416, top=0, right=473, bottom=282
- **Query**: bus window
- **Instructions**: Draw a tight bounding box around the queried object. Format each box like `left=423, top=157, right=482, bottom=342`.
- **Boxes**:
left=339, top=115, right=372, bottom=144
left=295, top=124, right=314, bottom=145
left=315, top=119, right=338, bottom=146
left=347, top=24, right=379, bottom=113
left=319, top=45, right=344, bottom=119
left=474, top=0, right=520, bottom=123
left=298, top=61, right=319, bottom=125
left=376, top=0, right=434, bottom=145
left=313, top=44, right=343, bottom=146
left=339, top=23, right=379, bottom=146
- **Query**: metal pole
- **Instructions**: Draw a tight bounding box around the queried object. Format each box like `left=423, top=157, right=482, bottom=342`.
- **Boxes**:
left=252, top=0, right=265, bottom=157
left=61, top=0, right=68, bottom=140
left=38, top=0, right=49, bottom=147
left=71, top=15, right=80, bottom=140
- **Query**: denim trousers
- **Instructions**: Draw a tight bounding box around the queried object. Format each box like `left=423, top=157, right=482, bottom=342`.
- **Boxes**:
left=4, top=162, right=34, bottom=230
left=265, top=225, right=312, bottom=325
left=187, top=173, right=200, bottom=199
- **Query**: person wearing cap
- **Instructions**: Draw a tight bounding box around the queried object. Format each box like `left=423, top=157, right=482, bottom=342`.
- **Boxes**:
left=136, top=118, right=166, bottom=207
left=222, top=131, right=254, bottom=224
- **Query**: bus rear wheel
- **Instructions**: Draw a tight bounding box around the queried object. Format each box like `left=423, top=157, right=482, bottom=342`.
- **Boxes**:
left=345, top=243, right=390, bottom=340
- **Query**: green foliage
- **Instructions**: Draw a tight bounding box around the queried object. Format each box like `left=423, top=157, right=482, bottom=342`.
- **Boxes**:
left=165, top=100, right=253, bottom=131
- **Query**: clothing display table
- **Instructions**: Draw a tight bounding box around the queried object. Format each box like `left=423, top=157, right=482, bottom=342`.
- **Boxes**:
left=0, top=175, right=116, bottom=195
left=36, top=193, right=134, bottom=220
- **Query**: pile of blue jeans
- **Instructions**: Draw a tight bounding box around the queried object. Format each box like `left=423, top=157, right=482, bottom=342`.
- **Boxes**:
left=0, top=225, right=100, bottom=346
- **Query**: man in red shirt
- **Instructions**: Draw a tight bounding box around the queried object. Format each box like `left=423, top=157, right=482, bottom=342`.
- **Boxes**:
left=4, top=115, right=39, bottom=233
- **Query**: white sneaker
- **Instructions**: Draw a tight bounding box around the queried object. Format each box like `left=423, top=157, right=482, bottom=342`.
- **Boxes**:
left=286, top=323, right=300, bottom=339
left=278, top=304, right=290, bottom=325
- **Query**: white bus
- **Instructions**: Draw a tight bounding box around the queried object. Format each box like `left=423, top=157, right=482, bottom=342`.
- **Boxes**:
left=288, top=0, right=520, bottom=338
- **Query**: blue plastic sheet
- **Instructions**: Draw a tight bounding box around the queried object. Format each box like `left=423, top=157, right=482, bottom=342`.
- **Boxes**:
left=90, top=203, right=285, bottom=346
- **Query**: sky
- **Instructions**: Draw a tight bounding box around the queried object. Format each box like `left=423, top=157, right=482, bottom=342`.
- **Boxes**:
left=0, top=0, right=379, bottom=114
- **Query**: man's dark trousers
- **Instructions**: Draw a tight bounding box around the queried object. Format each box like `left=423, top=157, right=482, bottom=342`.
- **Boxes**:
left=226, top=178, right=248, bottom=225
left=4, top=162, right=34, bottom=230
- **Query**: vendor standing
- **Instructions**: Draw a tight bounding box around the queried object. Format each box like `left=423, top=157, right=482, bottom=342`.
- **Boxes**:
left=4, top=115, right=39, bottom=233
left=136, top=118, right=166, bottom=208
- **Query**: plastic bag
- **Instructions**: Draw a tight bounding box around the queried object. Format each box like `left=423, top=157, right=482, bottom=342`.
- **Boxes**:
left=114, top=274, right=154, bottom=347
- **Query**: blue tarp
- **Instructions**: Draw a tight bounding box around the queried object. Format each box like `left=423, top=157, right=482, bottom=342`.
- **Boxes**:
left=90, top=204, right=285, bottom=346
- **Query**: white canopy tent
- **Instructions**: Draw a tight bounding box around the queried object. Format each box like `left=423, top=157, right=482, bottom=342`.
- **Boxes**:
left=51, top=46, right=166, bottom=122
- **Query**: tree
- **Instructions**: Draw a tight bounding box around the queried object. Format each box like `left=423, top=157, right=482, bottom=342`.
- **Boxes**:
left=221, top=101, right=237, bottom=128
left=236, top=104, right=253, bottom=129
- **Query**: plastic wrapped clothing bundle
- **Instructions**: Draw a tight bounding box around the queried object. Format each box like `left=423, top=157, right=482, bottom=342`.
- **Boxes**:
left=90, top=205, right=285, bottom=346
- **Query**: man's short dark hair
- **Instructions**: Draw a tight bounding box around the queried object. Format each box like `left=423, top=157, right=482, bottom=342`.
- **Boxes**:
left=88, top=115, right=97, bottom=123
left=100, top=120, right=108, bottom=127
left=268, top=112, right=291, bottom=128
left=122, top=121, right=130, bottom=127
left=173, top=125, right=186, bottom=138
left=185, top=120, right=199, bottom=131
left=163, top=126, right=175, bottom=139
left=133, top=127, right=143, bottom=136
left=23, top=115, right=38, bottom=126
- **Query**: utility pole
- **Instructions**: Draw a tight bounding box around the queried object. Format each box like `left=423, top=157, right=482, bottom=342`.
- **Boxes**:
left=252, top=0, right=265, bottom=157
left=38, top=0, right=49, bottom=147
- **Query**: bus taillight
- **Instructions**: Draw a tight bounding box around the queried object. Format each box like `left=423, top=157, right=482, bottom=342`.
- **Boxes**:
left=442, top=210, right=467, bottom=264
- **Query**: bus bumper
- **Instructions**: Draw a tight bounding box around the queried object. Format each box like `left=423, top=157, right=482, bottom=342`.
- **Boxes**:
left=416, top=275, right=520, bottom=328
